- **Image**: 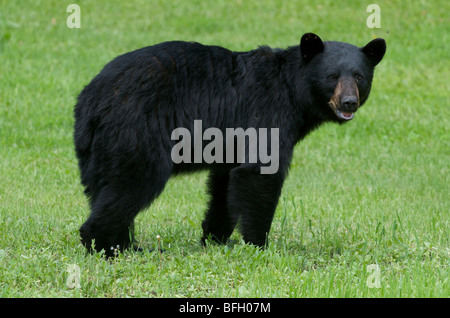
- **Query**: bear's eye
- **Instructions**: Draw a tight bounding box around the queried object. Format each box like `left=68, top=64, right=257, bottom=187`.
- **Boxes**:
left=354, top=73, right=363, bottom=82
left=327, top=73, right=338, bottom=80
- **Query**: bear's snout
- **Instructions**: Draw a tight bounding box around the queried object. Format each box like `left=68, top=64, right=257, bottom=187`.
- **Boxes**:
left=340, top=96, right=359, bottom=113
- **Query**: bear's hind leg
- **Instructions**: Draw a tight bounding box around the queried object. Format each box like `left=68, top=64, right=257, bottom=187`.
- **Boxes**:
left=80, top=173, right=169, bottom=257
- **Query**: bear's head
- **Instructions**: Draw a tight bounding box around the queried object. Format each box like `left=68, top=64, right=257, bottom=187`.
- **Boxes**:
left=300, top=33, right=386, bottom=123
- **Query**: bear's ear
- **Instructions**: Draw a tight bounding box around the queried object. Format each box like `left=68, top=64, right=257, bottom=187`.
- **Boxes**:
left=300, top=33, right=324, bottom=62
left=361, top=38, right=386, bottom=66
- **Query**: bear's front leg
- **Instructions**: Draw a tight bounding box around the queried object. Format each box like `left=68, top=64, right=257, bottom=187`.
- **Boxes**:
left=201, top=168, right=238, bottom=245
left=227, top=165, right=285, bottom=247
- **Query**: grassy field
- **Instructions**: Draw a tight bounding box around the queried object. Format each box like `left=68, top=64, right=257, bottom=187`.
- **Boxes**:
left=0, top=0, right=448, bottom=298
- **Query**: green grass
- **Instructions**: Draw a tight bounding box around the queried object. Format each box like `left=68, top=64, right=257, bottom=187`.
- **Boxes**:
left=0, top=0, right=448, bottom=298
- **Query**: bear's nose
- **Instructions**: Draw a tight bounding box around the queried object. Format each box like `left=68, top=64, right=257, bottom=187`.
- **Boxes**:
left=341, top=96, right=358, bottom=112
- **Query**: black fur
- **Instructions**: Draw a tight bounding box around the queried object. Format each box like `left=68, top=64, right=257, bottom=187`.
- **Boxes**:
left=74, top=33, right=386, bottom=257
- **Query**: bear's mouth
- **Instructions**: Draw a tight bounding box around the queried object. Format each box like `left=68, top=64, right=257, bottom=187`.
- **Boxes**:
left=328, top=101, right=355, bottom=121
left=335, top=110, right=354, bottom=121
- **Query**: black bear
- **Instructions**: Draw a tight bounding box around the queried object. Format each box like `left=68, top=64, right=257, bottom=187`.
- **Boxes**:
left=74, top=33, right=386, bottom=257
